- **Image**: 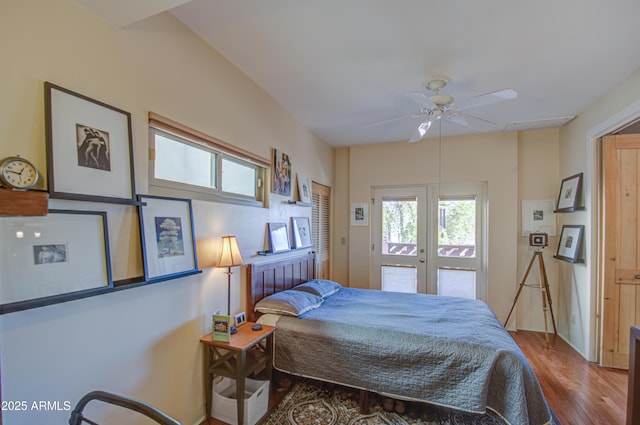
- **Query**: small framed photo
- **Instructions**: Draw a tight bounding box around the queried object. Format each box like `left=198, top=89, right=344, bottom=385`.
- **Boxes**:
left=138, top=195, right=198, bottom=282
left=351, top=202, right=369, bottom=226
left=0, top=209, right=112, bottom=314
left=555, top=173, right=583, bottom=212
left=554, top=225, right=585, bottom=263
left=291, top=216, right=313, bottom=249
left=297, top=175, right=312, bottom=204
left=44, top=82, right=136, bottom=204
left=234, top=311, right=247, bottom=327
left=522, top=200, right=556, bottom=236
left=267, top=222, right=291, bottom=253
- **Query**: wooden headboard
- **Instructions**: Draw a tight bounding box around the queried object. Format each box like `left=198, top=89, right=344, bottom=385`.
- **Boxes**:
left=246, top=252, right=316, bottom=322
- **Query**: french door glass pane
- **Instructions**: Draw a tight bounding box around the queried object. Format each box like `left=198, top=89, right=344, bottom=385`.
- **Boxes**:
left=438, top=197, right=476, bottom=258
left=438, top=268, right=476, bottom=299
left=382, top=198, right=417, bottom=256
left=382, top=265, right=417, bottom=293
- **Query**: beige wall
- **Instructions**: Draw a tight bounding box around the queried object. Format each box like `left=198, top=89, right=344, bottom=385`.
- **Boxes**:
left=336, top=131, right=520, bottom=319
left=0, top=1, right=332, bottom=424
left=558, top=68, right=640, bottom=360
left=515, top=129, right=560, bottom=332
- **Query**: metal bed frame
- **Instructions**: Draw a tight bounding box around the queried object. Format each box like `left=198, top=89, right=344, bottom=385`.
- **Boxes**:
left=68, top=390, right=182, bottom=425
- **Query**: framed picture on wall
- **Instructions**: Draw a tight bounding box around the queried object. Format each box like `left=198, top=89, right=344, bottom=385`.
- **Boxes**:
left=0, top=209, right=112, bottom=314
left=555, top=173, right=583, bottom=212
left=138, top=195, right=199, bottom=282
left=44, top=82, right=136, bottom=204
left=554, top=225, right=585, bottom=263
left=271, top=149, right=292, bottom=196
left=522, top=200, right=556, bottom=236
left=351, top=202, right=369, bottom=226
left=291, top=216, right=313, bottom=248
left=297, top=174, right=312, bottom=204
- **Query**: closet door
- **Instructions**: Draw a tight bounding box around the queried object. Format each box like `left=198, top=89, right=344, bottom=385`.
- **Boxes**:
left=312, top=182, right=331, bottom=279
left=602, top=134, right=640, bottom=369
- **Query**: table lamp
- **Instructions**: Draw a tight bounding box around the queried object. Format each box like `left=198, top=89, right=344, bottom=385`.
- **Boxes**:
left=217, top=235, right=244, bottom=332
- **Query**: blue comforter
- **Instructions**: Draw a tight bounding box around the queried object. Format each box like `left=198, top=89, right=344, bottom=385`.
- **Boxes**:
left=269, top=288, right=552, bottom=425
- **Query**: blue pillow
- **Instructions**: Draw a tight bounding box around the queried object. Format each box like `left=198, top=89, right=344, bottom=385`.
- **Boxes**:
left=254, top=289, right=323, bottom=316
left=292, top=279, right=341, bottom=298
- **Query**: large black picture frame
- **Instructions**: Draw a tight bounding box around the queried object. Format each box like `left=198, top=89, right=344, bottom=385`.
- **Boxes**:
left=44, top=82, right=136, bottom=205
left=0, top=209, right=113, bottom=314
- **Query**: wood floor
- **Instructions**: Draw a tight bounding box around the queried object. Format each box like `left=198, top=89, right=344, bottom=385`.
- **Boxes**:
left=203, top=330, right=629, bottom=425
left=511, top=330, right=628, bottom=425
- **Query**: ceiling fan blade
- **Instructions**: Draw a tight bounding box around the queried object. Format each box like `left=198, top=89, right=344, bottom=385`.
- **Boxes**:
left=447, top=112, right=497, bottom=131
left=406, top=92, right=436, bottom=107
left=457, top=89, right=517, bottom=111
left=367, top=113, right=422, bottom=128
left=408, top=120, right=433, bottom=143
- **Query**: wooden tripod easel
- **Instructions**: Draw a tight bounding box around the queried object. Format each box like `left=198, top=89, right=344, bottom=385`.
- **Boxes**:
left=504, top=249, right=557, bottom=348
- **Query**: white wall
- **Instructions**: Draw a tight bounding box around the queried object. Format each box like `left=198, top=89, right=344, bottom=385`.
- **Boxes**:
left=0, top=1, right=332, bottom=424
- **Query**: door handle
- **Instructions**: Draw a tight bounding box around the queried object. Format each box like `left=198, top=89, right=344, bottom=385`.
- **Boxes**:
left=419, top=258, right=425, bottom=263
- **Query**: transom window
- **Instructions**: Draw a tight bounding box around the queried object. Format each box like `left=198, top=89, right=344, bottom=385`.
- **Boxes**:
left=148, top=113, right=268, bottom=206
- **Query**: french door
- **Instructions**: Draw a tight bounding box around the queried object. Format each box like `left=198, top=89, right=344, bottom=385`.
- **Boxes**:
left=371, top=184, right=486, bottom=300
left=371, top=187, right=427, bottom=292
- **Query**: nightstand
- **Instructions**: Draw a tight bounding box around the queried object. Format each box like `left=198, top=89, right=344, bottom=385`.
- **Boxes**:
left=200, top=322, right=276, bottom=425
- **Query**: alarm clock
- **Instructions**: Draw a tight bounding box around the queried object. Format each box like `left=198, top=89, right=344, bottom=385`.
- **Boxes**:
left=0, top=155, right=40, bottom=190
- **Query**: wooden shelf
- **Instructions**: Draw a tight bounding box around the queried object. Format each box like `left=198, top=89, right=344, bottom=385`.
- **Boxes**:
left=0, top=188, right=48, bottom=216
left=286, top=200, right=315, bottom=207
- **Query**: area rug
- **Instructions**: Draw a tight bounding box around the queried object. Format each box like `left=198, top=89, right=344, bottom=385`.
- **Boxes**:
left=262, top=378, right=508, bottom=425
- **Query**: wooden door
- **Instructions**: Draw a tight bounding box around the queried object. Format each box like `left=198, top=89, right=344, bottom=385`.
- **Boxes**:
left=602, top=134, right=640, bottom=368
left=311, top=182, right=331, bottom=279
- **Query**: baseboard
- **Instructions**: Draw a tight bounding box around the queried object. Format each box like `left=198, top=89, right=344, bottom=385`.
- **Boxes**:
left=190, top=415, right=206, bottom=425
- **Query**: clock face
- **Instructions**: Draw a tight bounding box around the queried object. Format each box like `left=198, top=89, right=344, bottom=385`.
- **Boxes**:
left=0, top=158, right=39, bottom=189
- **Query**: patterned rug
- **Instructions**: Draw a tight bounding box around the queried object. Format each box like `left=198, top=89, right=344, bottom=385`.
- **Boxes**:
left=262, top=378, right=508, bottom=425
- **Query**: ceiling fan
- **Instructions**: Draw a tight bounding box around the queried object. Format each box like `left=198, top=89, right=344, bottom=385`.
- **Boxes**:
left=374, top=77, right=517, bottom=143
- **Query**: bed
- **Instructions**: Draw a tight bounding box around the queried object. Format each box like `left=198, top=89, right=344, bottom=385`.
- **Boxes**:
left=246, top=252, right=553, bottom=425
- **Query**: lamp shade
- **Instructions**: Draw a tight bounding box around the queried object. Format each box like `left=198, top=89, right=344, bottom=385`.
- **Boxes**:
left=217, top=235, right=244, bottom=268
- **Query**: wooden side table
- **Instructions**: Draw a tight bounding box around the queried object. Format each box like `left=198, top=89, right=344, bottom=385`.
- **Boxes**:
left=200, top=323, right=276, bottom=425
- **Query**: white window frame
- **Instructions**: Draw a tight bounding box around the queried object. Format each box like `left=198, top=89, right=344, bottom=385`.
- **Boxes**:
left=148, top=113, right=268, bottom=207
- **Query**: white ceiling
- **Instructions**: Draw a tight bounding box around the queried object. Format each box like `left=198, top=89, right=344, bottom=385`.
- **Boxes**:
left=80, top=0, right=640, bottom=147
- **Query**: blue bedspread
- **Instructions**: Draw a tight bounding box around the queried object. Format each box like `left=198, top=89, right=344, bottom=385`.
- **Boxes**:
left=269, top=288, right=552, bottom=425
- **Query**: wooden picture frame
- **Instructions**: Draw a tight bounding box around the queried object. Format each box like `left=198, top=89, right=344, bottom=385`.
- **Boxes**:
left=291, top=216, right=313, bottom=249
left=138, top=195, right=199, bottom=282
left=554, top=225, right=585, bottom=263
left=0, top=209, right=112, bottom=314
left=267, top=222, right=291, bottom=253
left=555, top=173, right=583, bottom=212
left=44, top=82, right=136, bottom=204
